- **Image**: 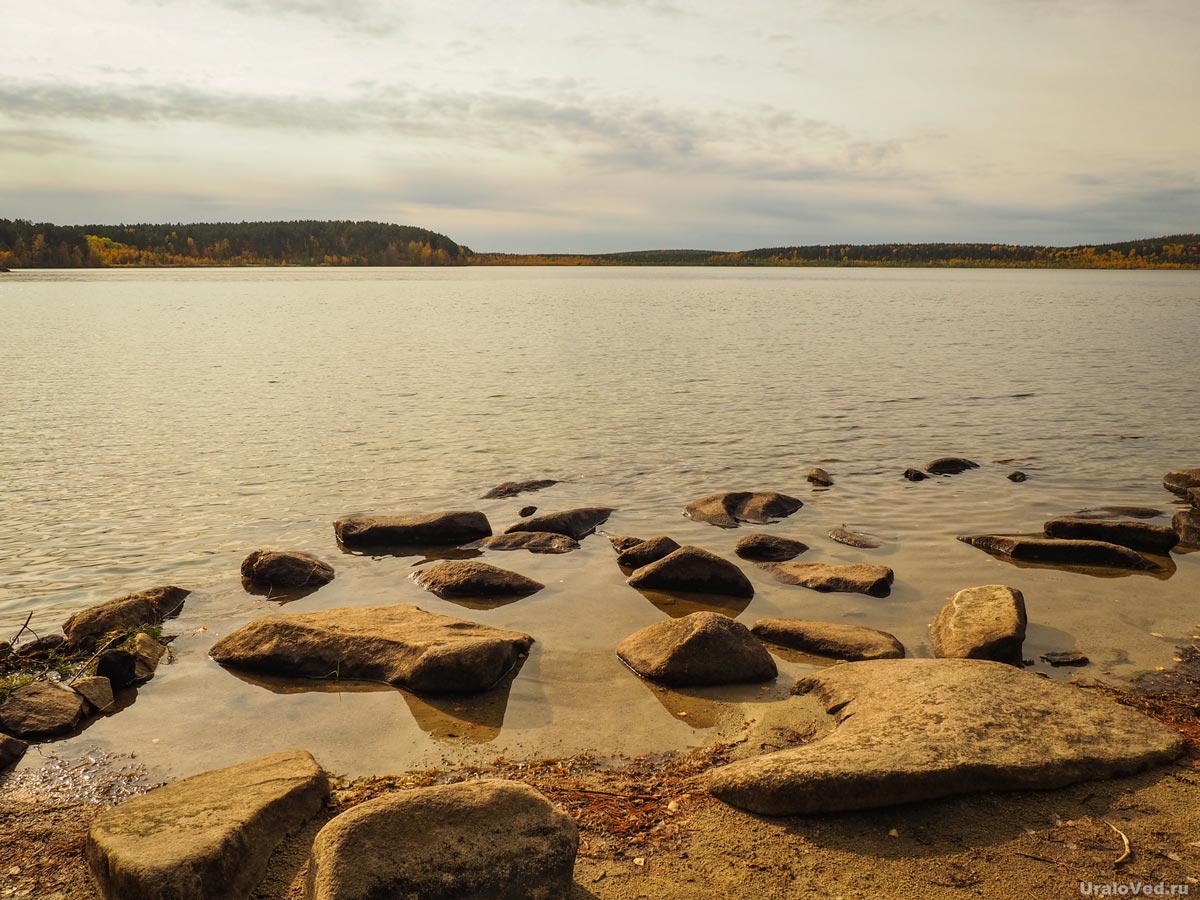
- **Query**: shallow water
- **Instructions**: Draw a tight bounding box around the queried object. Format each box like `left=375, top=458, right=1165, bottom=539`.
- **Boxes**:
left=2, top=266, right=1199, bottom=780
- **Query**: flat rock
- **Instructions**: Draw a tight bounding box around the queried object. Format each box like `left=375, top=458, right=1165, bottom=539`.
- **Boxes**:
left=1043, top=650, right=1089, bottom=667
left=63, top=585, right=190, bottom=649
left=827, top=527, right=882, bottom=549
left=503, top=506, right=613, bottom=539
left=926, top=457, right=979, bottom=475
left=481, top=479, right=558, bottom=499
left=958, top=534, right=1158, bottom=570
left=0, top=733, right=27, bottom=770
left=707, top=658, right=1185, bottom=815
left=761, top=561, right=894, bottom=598
left=1073, top=506, right=1165, bottom=520
left=0, top=681, right=87, bottom=738
left=750, top=619, right=904, bottom=661
left=87, top=749, right=328, bottom=900
left=1163, top=467, right=1200, bottom=496
left=626, top=546, right=754, bottom=598
left=930, top=585, right=1027, bottom=661
left=734, top=534, right=808, bottom=562
left=305, top=780, right=578, bottom=900
left=333, top=511, right=491, bottom=547
left=1043, top=517, right=1178, bottom=554
left=476, top=532, right=579, bottom=554
left=902, top=468, right=929, bottom=482
left=683, top=491, right=802, bottom=527
left=806, top=468, right=833, bottom=486
left=241, top=550, right=334, bottom=588
left=617, top=612, right=777, bottom=686
left=209, top=605, right=533, bottom=694
left=414, top=560, right=544, bottom=599
left=1174, top=510, right=1200, bottom=549
left=72, top=675, right=115, bottom=713
left=616, top=535, right=680, bottom=569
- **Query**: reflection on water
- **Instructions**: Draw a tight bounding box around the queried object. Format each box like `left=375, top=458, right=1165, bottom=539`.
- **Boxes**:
left=634, top=673, right=795, bottom=730
left=634, top=587, right=754, bottom=618
left=240, top=577, right=326, bottom=604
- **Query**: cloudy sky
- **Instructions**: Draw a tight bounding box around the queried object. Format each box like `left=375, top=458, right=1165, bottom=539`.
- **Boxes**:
left=2, top=0, right=1197, bottom=252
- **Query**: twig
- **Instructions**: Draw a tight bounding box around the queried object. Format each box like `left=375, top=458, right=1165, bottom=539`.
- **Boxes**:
left=1013, top=851, right=1062, bottom=867
left=9, top=611, right=35, bottom=645
left=541, top=785, right=661, bottom=801
left=66, top=633, right=126, bottom=685
left=1104, top=820, right=1132, bottom=866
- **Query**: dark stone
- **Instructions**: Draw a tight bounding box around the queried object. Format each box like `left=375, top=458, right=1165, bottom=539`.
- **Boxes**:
left=616, top=536, right=680, bottom=569
left=606, top=534, right=645, bottom=553
left=903, top=468, right=929, bottom=482
left=761, top=561, right=894, bottom=598
left=414, top=561, right=544, bottom=599
left=926, top=457, right=980, bottom=475
left=97, top=650, right=138, bottom=689
left=958, top=534, right=1158, bottom=570
left=16, top=633, right=66, bottom=659
left=0, top=733, right=27, bottom=770
left=63, top=586, right=190, bottom=649
left=481, top=479, right=558, bottom=499
left=683, top=491, right=803, bottom=528
left=1042, top=650, right=1090, bottom=667
left=240, top=550, right=334, bottom=588
left=517, top=505, right=537, bottom=517
left=1043, top=517, right=1178, bottom=555
left=1163, top=468, right=1200, bottom=496
left=1008, top=471, right=1028, bottom=482
left=72, top=676, right=115, bottom=713
left=503, top=507, right=613, bottom=540
left=806, top=468, right=833, bottom=486
left=1173, top=510, right=1200, bottom=549
left=626, top=546, right=754, bottom=598
left=333, top=511, right=491, bottom=547
left=826, top=527, right=882, bottom=549
left=734, top=534, right=808, bottom=562
left=1189, top=488, right=1200, bottom=510
left=750, top=619, right=904, bottom=661
left=617, top=612, right=777, bottom=686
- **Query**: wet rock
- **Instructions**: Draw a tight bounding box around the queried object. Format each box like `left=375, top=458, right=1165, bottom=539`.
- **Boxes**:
left=503, top=506, right=613, bottom=540
left=761, top=561, right=894, bottom=598
left=334, top=511, right=491, bottom=548
left=827, top=527, right=882, bottom=549
left=210, top=605, right=533, bottom=694
left=87, top=749, right=328, bottom=900
left=626, top=546, right=754, bottom=598
left=1163, top=467, right=1200, bottom=496
left=63, top=586, right=190, bottom=649
left=707, top=658, right=1185, bottom=816
left=477, top=532, right=579, bottom=554
left=734, top=534, right=808, bottom=562
left=96, top=650, right=138, bottom=689
left=1189, top=488, right=1200, bottom=510
left=903, top=468, right=929, bottom=482
left=1073, top=506, right=1165, bottom=520
left=0, top=681, right=87, bottom=738
left=305, top=780, right=577, bottom=900
left=616, top=536, right=680, bottom=569
left=958, top=534, right=1158, bottom=570
left=414, top=560, right=544, bottom=600
left=481, top=479, right=558, bottom=500
left=15, top=633, right=66, bottom=659
left=1042, top=650, right=1089, bottom=667
left=683, top=491, right=802, bottom=528
left=518, top=505, right=537, bottom=517
left=926, top=457, right=980, bottom=475
left=1008, top=471, right=1028, bottom=482
left=0, top=733, right=27, bottom=770
left=240, top=550, right=334, bottom=588
left=1173, top=510, right=1200, bottom=549
left=750, top=619, right=904, bottom=661
left=930, top=585, right=1027, bottom=661
left=129, top=633, right=167, bottom=681
left=1043, top=517, right=1178, bottom=555
left=617, top=612, right=777, bottom=686
left=606, top=533, right=645, bottom=553
left=0, top=641, right=10, bottom=661
left=72, top=675, right=115, bottom=713
left=806, top=468, right=833, bottom=486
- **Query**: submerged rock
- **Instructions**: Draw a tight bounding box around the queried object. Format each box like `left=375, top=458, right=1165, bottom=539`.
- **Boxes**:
left=333, top=511, right=491, bottom=548
left=683, top=491, right=803, bottom=527
left=414, top=560, right=544, bottom=599
left=477, top=532, right=579, bottom=554
left=626, top=546, right=754, bottom=598
left=1173, top=510, right=1200, bottom=549
left=1043, top=517, right=1178, bottom=554
left=806, top=468, right=833, bottom=486
left=503, top=507, right=613, bottom=540
left=1042, top=650, right=1089, bottom=667
left=63, top=585, right=190, bottom=649
left=926, top=457, right=979, bottom=475
left=826, top=527, right=882, bottom=549
left=707, top=658, right=1185, bottom=816
left=240, top=550, right=334, bottom=588
left=958, top=534, right=1158, bottom=570
left=750, top=619, right=904, bottom=661
left=616, top=535, right=680, bottom=569
left=1073, top=506, right=1165, bottom=520
left=87, top=749, right=328, bottom=900
left=0, top=733, right=27, bottom=770
left=930, top=585, right=1027, bottom=661
left=1163, top=467, right=1200, bottom=496
left=0, top=681, right=87, bottom=738
left=902, top=468, right=929, bottom=482
left=761, top=561, right=894, bottom=598
left=617, top=612, right=777, bottom=686
left=734, top=534, right=808, bottom=562
left=481, top=479, right=558, bottom=499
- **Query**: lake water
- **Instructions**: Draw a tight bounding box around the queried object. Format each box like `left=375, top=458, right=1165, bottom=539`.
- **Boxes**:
left=2, top=266, right=1199, bottom=780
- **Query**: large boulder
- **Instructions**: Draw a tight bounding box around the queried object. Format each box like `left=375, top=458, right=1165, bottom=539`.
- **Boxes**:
left=0, top=733, right=28, bottom=770
left=87, top=750, right=328, bottom=900
left=926, top=457, right=979, bottom=475
left=760, top=561, right=894, bottom=598
left=481, top=479, right=558, bottom=499
left=1163, top=467, right=1200, bottom=496
left=414, top=560, right=544, bottom=599
left=626, top=546, right=754, bottom=598
left=750, top=619, right=904, bottom=661
left=958, top=534, right=1158, bottom=570
left=0, top=681, right=87, bottom=738
left=930, top=585, right=1027, bottom=661
left=616, top=536, right=680, bottom=569
left=734, top=534, right=808, bottom=562
left=333, top=511, right=491, bottom=548
left=1042, top=517, right=1178, bottom=554
left=63, top=585, right=190, bottom=649
left=240, top=550, right=334, bottom=588
left=209, top=605, right=533, bottom=694
left=707, top=658, right=1185, bottom=816
left=827, top=527, right=882, bottom=549
left=616, top=612, right=777, bottom=686
left=683, top=491, right=802, bottom=528
left=476, top=532, right=579, bottom=554
left=1174, top=510, right=1200, bottom=549
left=502, top=507, right=613, bottom=539
left=304, top=780, right=578, bottom=900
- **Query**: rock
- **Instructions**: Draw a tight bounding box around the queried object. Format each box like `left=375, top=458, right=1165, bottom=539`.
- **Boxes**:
left=86, top=749, right=328, bottom=900
left=1173, top=510, right=1200, bottom=549
left=616, top=536, right=680, bottom=569
left=481, top=479, right=558, bottom=499
left=333, top=511, right=491, bottom=548
left=902, top=468, right=929, bottom=482
left=1163, top=467, right=1200, bottom=496
left=750, top=619, right=904, bottom=661
left=518, top=505, right=537, bottom=517
left=1042, top=650, right=1089, bottom=667
left=15, top=633, right=66, bottom=658
left=503, top=506, right=613, bottom=539
left=0, top=641, right=10, bottom=661
left=477, top=532, right=579, bottom=554
left=930, top=585, right=1027, bottom=661
left=958, top=534, right=1158, bottom=570
left=210, top=605, right=534, bottom=694
left=626, top=546, right=754, bottom=598
left=0, top=681, right=87, bottom=738
left=63, top=586, right=190, bottom=649
left=72, top=675, right=115, bottom=713
left=606, top=533, right=645, bottom=553
left=1189, top=488, right=1200, bottom=510
left=683, top=491, right=802, bottom=528
left=827, top=527, right=882, bottom=549
left=761, top=562, right=894, bottom=598
left=129, top=633, right=167, bottom=681
left=1008, top=471, right=1028, bottom=482
left=240, top=550, right=334, bottom=588
left=707, top=658, right=1185, bottom=815
left=734, top=534, right=808, bottom=562
left=926, top=457, right=980, bottom=475
left=616, top=612, right=777, bottom=686
left=414, top=560, right=544, bottom=599
left=806, top=468, right=833, bottom=486
left=96, top=650, right=138, bottom=689
left=304, top=780, right=577, bottom=900
left=1073, top=506, right=1165, bottom=520
left=1043, top=517, right=1178, bottom=554
left=0, top=733, right=27, bottom=770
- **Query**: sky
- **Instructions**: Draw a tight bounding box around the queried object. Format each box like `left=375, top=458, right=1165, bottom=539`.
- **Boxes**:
left=1, top=0, right=1198, bottom=252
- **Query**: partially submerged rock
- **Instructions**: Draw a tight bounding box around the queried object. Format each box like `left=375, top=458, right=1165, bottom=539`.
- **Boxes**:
left=1163, top=467, right=1200, bottom=496
left=476, top=532, right=579, bottom=554
left=414, top=560, right=544, bottom=600
left=305, top=780, right=578, bottom=900
left=241, top=550, right=334, bottom=588
left=734, top=534, right=808, bottom=562
left=86, top=749, right=328, bottom=900
left=1174, top=510, right=1200, bottom=549
left=606, top=533, right=645, bottom=553
left=616, top=535, right=680, bottom=569
left=930, top=585, right=1027, bottom=661
left=0, top=681, right=87, bottom=738
left=750, top=619, right=904, bottom=661
left=1007, top=471, right=1028, bottom=482
left=761, top=561, right=894, bottom=598
left=1043, top=517, right=1178, bottom=554
left=1073, top=506, right=1165, bottom=520
left=806, top=468, right=833, bottom=486
left=902, top=468, right=929, bottom=482
left=209, top=605, right=533, bottom=694
left=958, top=534, right=1158, bottom=570
left=626, top=546, right=754, bottom=598
left=616, top=612, right=777, bottom=686
left=333, top=511, right=491, bottom=548
left=1042, top=650, right=1089, bottom=667
left=707, top=658, right=1185, bottom=815
left=129, top=633, right=167, bottom=681
left=63, top=585, right=190, bottom=649
left=503, top=506, right=613, bottom=539
left=517, top=505, right=537, bottom=517
left=826, top=527, right=882, bottom=549
left=683, top=491, right=803, bottom=528
left=926, top=457, right=979, bottom=475
left=481, top=479, right=558, bottom=499
left=72, top=675, right=115, bottom=713
left=0, top=733, right=27, bottom=770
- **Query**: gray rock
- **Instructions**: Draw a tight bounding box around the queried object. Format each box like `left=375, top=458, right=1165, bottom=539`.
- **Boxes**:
left=414, top=560, right=544, bottom=599
left=1174, top=510, right=1200, bottom=549
left=750, top=619, right=904, bottom=661
left=958, top=534, right=1158, bottom=570
left=72, top=675, right=115, bottom=713
left=903, top=468, right=929, bottom=481
left=240, top=550, right=334, bottom=588
left=683, top=491, right=803, bottom=528
left=1008, top=471, right=1028, bottom=482
left=734, top=534, right=808, bottom=562
left=481, top=479, right=558, bottom=499
left=1042, top=650, right=1089, bottom=667
left=616, top=612, right=777, bottom=686
left=1073, top=506, right=1165, bottom=520
left=129, top=633, right=167, bottom=681
left=333, top=511, right=491, bottom=547
left=926, top=457, right=980, bottom=475
left=304, top=780, right=578, bottom=900
left=1163, top=467, right=1200, bottom=496
left=826, top=527, right=882, bottom=549
left=1043, top=517, right=1178, bottom=554
left=477, top=532, right=579, bottom=554
left=616, top=535, right=680, bottom=569
left=503, top=506, right=613, bottom=540
left=210, top=605, right=533, bottom=694
left=0, top=733, right=27, bottom=770
left=626, top=546, right=754, bottom=598
left=0, top=681, right=87, bottom=738
left=87, top=749, right=328, bottom=900
left=761, top=561, right=894, bottom=598
left=806, top=468, right=833, bottom=486
left=62, top=586, right=190, bottom=649
left=930, top=585, right=1027, bottom=661
left=707, top=658, right=1185, bottom=815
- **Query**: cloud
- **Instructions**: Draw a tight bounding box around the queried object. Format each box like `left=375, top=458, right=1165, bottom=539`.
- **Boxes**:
left=138, top=0, right=405, bottom=34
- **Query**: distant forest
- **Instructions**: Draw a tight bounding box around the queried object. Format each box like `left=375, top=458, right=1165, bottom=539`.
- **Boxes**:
left=1, top=219, right=1198, bottom=269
